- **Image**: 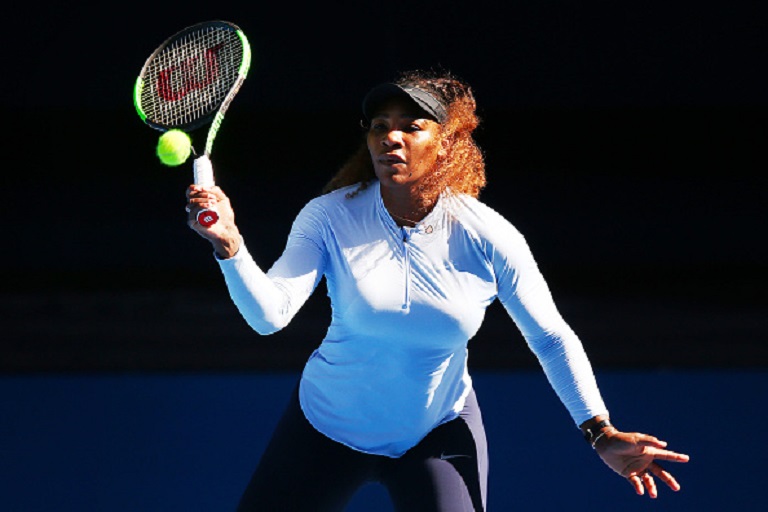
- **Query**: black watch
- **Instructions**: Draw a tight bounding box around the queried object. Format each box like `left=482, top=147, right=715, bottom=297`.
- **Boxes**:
left=583, top=419, right=612, bottom=445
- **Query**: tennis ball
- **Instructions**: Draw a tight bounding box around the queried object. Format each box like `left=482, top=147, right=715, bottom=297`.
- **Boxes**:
left=156, top=129, right=192, bottom=166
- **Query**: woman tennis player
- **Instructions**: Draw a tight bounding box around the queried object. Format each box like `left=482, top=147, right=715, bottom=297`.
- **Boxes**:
left=186, top=69, right=689, bottom=511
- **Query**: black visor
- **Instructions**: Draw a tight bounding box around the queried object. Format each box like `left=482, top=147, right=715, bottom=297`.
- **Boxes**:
left=362, top=83, right=448, bottom=124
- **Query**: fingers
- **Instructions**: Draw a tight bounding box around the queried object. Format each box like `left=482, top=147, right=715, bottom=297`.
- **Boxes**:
left=654, top=450, right=690, bottom=463
left=627, top=474, right=644, bottom=496
left=641, top=445, right=691, bottom=463
left=187, top=185, right=223, bottom=201
left=634, top=432, right=666, bottom=447
left=604, top=431, right=688, bottom=499
left=648, top=462, right=682, bottom=492
left=632, top=433, right=689, bottom=463
left=628, top=462, right=682, bottom=498
left=627, top=471, right=658, bottom=498
left=187, top=194, right=218, bottom=213
left=186, top=186, right=221, bottom=224
left=643, top=472, right=658, bottom=498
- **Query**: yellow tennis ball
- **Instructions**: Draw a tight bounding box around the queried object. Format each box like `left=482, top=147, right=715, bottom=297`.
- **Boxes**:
left=156, top=129, right=192, bottom=166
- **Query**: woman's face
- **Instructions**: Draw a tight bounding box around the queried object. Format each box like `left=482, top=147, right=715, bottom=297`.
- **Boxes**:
left=367, top=98, right=441, bottom=191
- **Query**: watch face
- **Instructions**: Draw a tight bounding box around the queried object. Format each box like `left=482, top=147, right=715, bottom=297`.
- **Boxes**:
left=584, top=420, right=611, bottom=441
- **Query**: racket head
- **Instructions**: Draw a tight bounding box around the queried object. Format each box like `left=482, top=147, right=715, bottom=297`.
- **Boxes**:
left=134, top=21, right=251, bottom=134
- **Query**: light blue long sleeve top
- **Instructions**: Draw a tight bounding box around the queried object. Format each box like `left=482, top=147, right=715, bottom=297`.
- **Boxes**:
left=217, top=181, right=608, bottom=457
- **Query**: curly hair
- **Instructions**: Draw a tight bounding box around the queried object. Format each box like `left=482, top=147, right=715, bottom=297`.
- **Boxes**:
left=322, top=70, right=486, bottom=210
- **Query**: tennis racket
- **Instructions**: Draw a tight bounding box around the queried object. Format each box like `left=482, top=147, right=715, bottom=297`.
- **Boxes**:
left=133, top=20, right=251, bottom=227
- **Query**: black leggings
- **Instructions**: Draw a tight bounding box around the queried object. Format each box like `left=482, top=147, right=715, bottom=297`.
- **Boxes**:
left=237, top=386, right=488, bottom=512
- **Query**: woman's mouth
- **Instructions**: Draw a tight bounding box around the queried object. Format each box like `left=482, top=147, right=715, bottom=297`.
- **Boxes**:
left=379, top=154, right=406, bottom=165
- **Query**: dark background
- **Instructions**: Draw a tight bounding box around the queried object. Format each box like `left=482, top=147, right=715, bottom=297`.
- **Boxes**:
left=2, top=0, right=766, bottom=371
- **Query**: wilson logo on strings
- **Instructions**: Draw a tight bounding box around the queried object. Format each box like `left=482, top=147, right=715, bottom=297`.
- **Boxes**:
left=157, top=42, right=226, bottom=101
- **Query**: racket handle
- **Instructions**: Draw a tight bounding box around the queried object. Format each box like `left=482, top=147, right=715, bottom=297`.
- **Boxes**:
left=193, top=155, right=219, bottom=227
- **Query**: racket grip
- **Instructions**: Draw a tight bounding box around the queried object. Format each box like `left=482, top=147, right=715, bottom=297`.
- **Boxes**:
left=193, top=155, right=219, bottom=227
left=193, top=155, right=215, bottom=187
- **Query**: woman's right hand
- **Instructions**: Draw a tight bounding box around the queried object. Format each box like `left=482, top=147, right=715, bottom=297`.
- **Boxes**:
left=186, top=185, right=241, bottom=259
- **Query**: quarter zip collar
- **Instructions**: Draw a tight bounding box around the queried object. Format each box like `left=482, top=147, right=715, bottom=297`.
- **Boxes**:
left=374, top=181, right=447, bottom=312
left=374, top=181, right=444, bottom=240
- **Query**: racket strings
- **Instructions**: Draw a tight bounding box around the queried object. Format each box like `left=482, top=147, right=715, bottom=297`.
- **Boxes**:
left=141, top=27, right=243, bottom=128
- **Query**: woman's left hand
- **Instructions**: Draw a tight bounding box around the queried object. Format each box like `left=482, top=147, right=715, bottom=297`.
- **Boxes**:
left=594, top=429, right=690, bottom=498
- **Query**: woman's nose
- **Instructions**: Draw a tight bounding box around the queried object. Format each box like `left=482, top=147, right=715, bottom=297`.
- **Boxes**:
left=382, top=130, right=403, bottom=147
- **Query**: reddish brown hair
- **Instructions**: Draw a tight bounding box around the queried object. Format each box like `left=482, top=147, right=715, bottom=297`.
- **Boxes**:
left=322, top=70, right=486, bottom=210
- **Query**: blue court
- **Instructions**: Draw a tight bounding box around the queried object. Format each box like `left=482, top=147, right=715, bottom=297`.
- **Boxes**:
left=1, top=370, right=763, bottom=511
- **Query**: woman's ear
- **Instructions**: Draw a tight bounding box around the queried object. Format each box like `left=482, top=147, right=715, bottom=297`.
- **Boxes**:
left=437, top=136, right=450, bottom=158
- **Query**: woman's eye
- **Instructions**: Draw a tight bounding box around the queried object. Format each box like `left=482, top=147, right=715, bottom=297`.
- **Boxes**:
left=401, top=123, right=421, bottom=133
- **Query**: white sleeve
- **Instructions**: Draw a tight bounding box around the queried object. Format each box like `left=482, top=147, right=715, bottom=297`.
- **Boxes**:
left=216, top=203, right=327, bottom=335
left=491, top=224, right=609, bottom=426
